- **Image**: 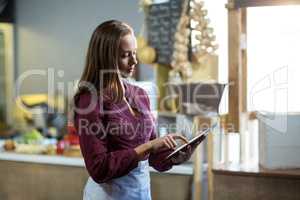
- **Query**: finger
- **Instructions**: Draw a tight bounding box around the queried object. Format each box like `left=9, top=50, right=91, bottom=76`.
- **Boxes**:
left=167, top=135, right=178, bottom=147
left=186, top=145, right=192, bottom=154
left=171, top=157, right=178, bottom=164
left=191, top=140, right=201, bottom=149
left=178, top=151, right=189, bottom=161
left=165, top=137, right=176, bottom=149
left=172, top=134, right=189, bottom=144
left=171, top=153, right=183, bottom=164
left=163, top=140, right=172, bottom=149
left=168, top=134, right=188, bottom=144
left=173, top=152, right=186, bottom=164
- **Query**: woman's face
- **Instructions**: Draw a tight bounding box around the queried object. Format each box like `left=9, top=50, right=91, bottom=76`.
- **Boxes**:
left=118, top=33, right=138, bottom=78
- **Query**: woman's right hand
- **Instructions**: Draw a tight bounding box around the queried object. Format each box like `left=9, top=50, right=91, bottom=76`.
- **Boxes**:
left=134, top=134, right=188, bottom=160
left=150, top=134, right=189, bottom=153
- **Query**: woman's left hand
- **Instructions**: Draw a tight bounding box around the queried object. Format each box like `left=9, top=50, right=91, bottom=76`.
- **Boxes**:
left=170, top=141, right=201, bottom=165
left=170, top=145, right=193, bottom=165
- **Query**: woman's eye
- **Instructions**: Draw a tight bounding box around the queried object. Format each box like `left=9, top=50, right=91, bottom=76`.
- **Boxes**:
left=121, top=53, right=129, bottom=58
left=121, top=51, right=136, bottom=58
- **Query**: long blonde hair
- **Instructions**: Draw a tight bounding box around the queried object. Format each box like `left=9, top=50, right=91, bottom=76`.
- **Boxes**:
left=76, top=20, right=133, bottom=103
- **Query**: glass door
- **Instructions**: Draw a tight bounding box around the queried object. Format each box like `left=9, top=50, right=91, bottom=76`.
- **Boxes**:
left=247, top=6, right=300, bottom=113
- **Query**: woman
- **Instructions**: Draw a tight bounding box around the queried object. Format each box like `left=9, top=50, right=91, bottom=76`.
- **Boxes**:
left=74, top=20, right=194, bottom=200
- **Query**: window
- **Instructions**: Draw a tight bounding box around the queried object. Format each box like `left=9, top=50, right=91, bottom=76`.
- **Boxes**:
left=248, top=6, right=300, bottom=112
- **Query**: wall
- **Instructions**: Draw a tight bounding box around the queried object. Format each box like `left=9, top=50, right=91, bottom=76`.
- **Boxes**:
left=15, top=0, right=144, bottom=95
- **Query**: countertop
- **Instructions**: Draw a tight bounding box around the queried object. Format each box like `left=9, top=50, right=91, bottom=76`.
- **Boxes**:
left=0, top=150, right=193, bottom=175
left=213, top=162, right=300, bottom=179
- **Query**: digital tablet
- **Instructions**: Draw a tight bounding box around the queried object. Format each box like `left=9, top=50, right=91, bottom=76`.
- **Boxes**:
left=165, top=123, right=217, bottom=160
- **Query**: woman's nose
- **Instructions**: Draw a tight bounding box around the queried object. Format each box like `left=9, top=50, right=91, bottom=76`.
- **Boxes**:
left=131, top=54, right=138, bottom=65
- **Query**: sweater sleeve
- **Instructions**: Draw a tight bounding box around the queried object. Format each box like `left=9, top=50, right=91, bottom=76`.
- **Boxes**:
left=74, top=93, right=139, bottom=183
left=148, top=129, right=174, bottom=172
left=140, top=91, right=174, bottom=172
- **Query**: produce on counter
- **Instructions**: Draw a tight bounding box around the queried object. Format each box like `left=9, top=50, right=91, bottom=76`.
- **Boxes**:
left=44, top=144, right=57, bottom=155
left=63, top=145, right=81, bottom=157
left=3, top=140, right=16, bottom=151
left=15, top=144, right=46, bottom=154
left=22, top=129, right=44, bottom=144
left=1, top=125, right=82, bottom=157
left=60, top=124, right=82, bottom=157
left=64, top=124, right=79, bottom=145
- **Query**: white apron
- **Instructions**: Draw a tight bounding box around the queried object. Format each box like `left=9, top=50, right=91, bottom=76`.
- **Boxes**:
left=83, top=160, right=151, bottom=200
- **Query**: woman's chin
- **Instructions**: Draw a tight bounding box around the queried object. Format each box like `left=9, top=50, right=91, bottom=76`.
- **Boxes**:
left=121, top=72, right=132, bottom=78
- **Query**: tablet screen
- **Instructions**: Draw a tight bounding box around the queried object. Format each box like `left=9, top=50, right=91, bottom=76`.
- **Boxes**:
left=165, top=123, right=217, bottom=160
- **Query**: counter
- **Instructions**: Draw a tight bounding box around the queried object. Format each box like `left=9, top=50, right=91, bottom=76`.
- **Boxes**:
left=0, top=151, right=193, bottom=175
left=212, top=162, right=300, bottom=200
left=0, top=145, right=193, bottom=200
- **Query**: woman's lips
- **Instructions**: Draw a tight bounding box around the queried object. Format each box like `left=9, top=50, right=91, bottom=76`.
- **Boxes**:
left=128, top=67, right=135, bottom=72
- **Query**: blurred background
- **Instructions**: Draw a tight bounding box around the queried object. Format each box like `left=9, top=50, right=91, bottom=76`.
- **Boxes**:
left=0, top=0, right=300, bottom=200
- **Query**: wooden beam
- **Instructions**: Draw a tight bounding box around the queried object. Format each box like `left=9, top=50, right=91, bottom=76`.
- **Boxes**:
left=193, top=139, right=203, bottom=200
left=227, top=0, right=248, bottom=132
left=228, top=5, right=243, bottom=132
left=234, top=0, right=300, bottom=8
left=241, top=8, right=247, bottom=113
left=194, top=117, right=213, bottom=200
left=0, top=23, right=15, bottom=125
left=207, top=124, right=214, bottom=200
